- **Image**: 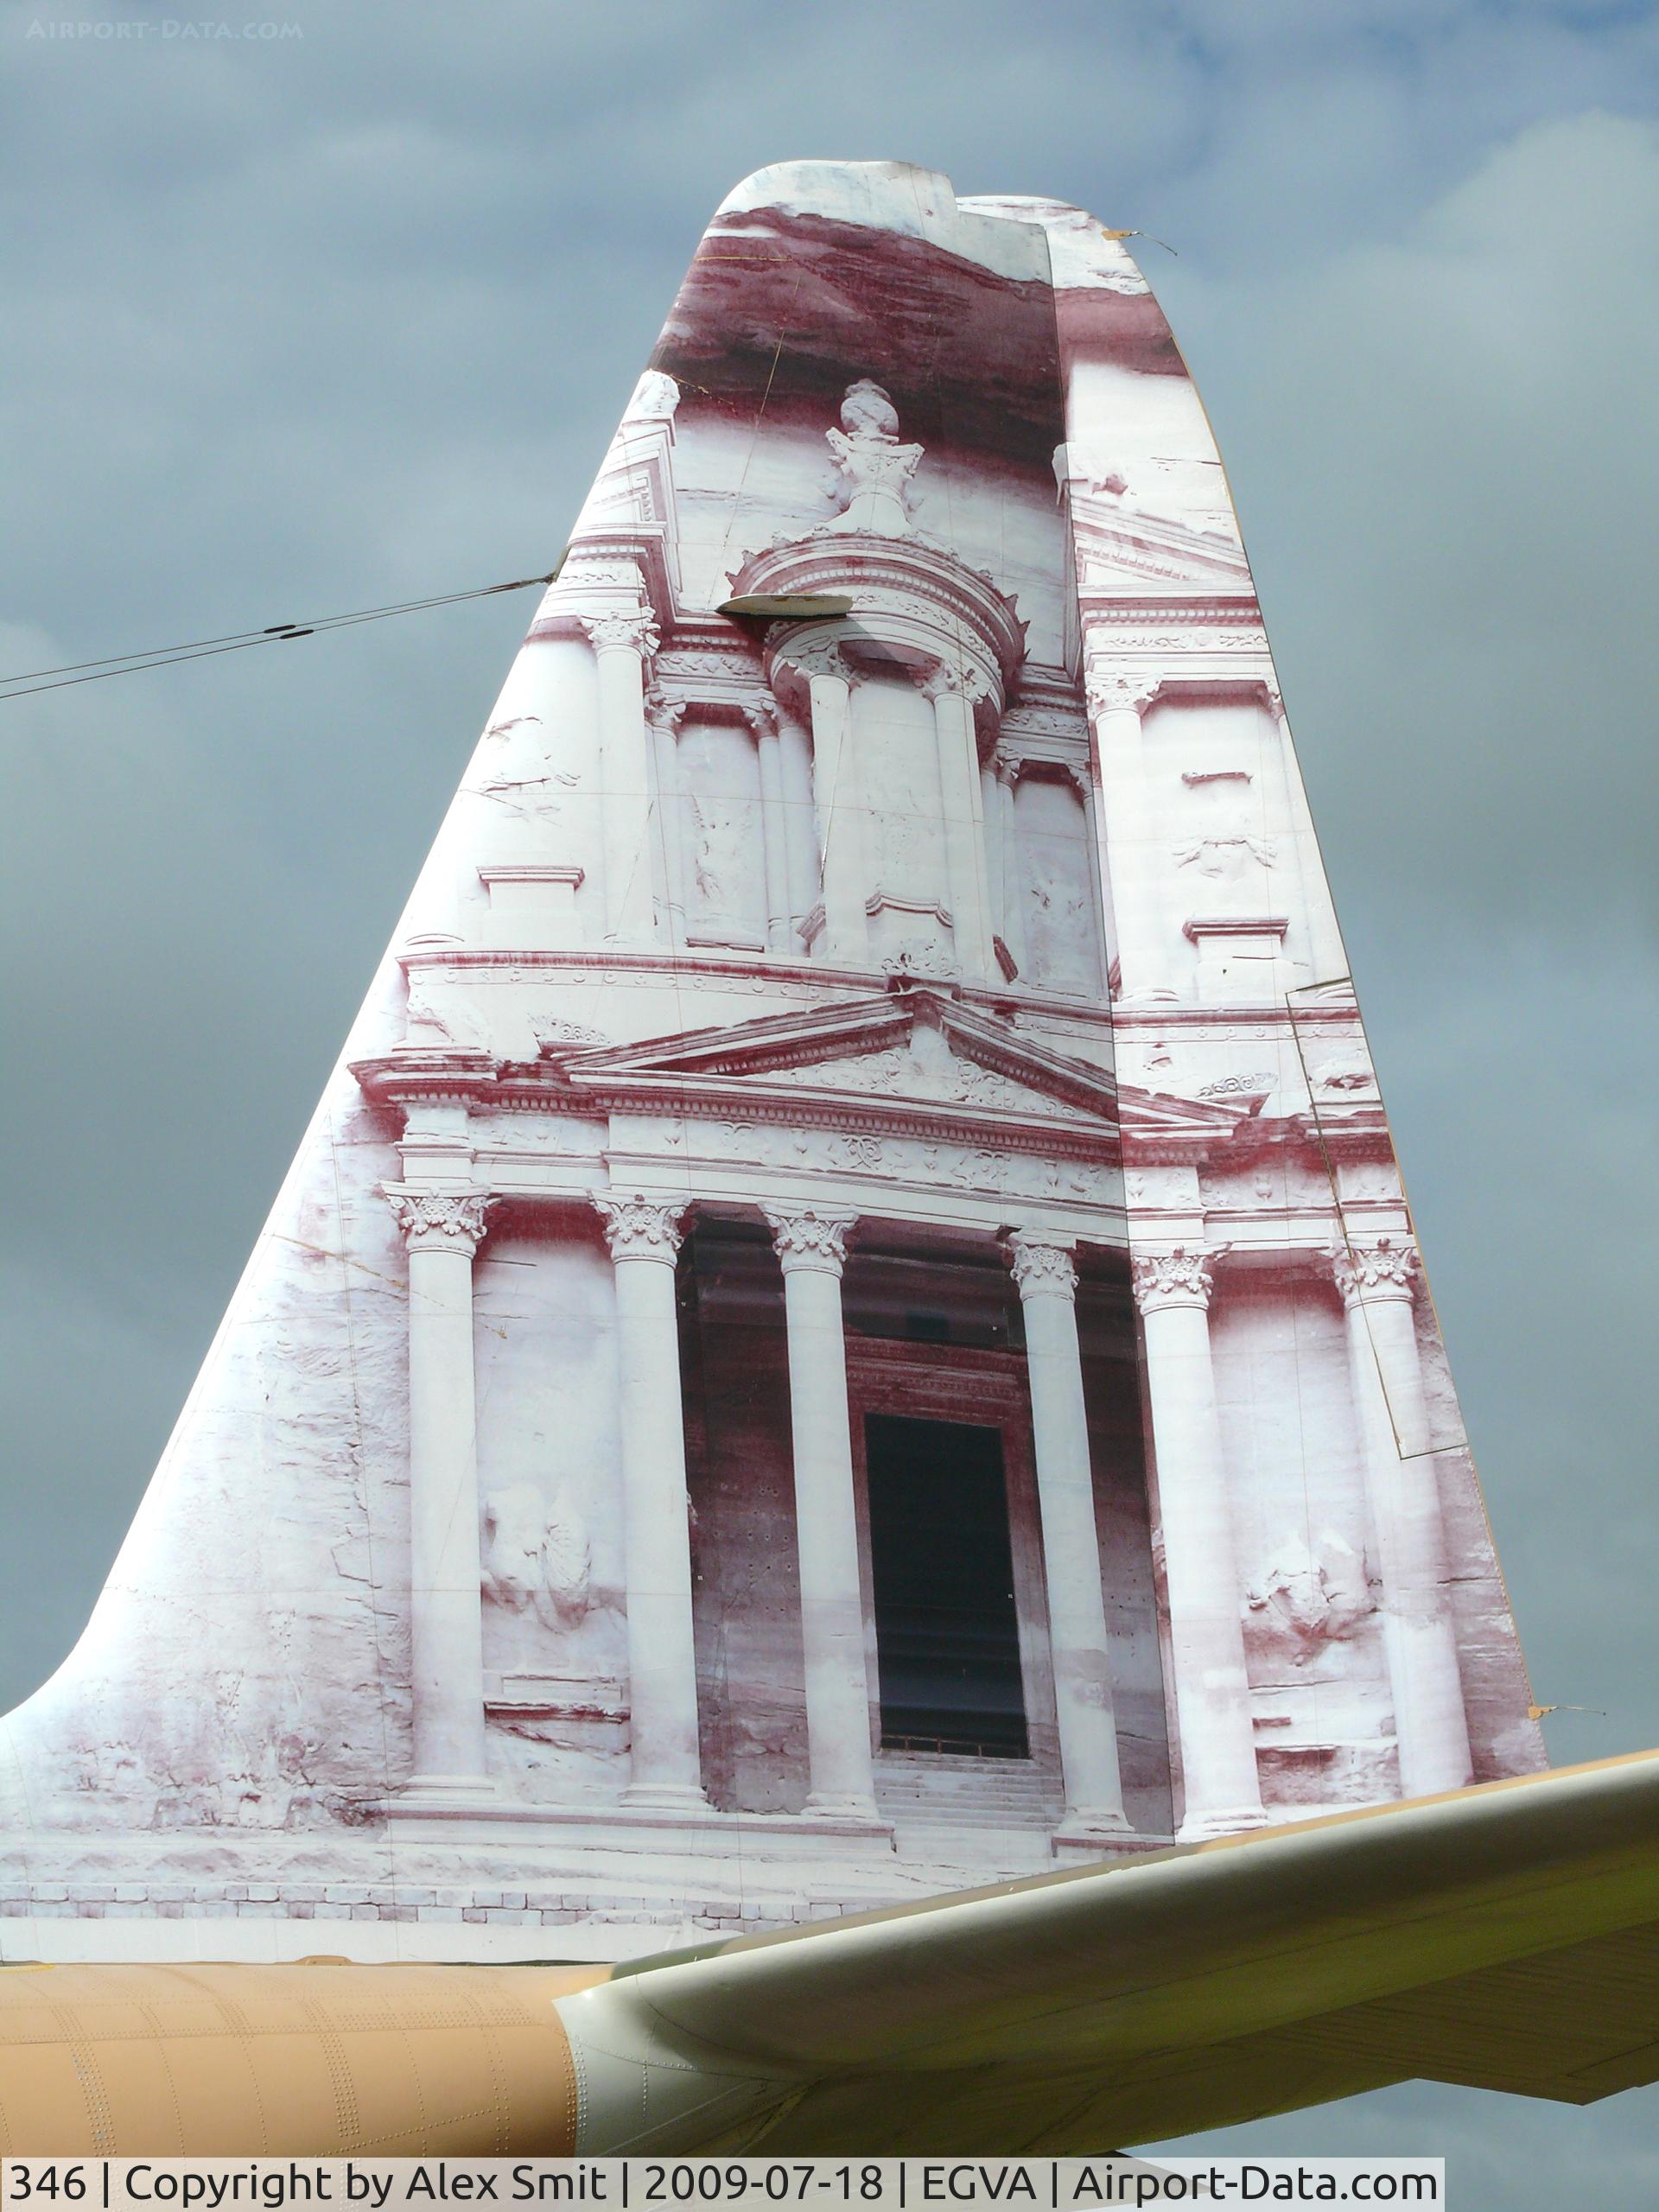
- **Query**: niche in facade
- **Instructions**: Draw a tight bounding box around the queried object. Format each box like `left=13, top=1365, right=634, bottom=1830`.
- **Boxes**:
left=1142, top=690, right=1288, bottom=1001
left=676, top=713, right=768, bottom=950
left=1013, top=768, right=1103, bottom=997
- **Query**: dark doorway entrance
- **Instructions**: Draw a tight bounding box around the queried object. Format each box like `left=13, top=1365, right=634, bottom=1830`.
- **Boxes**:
left=864, top=1412, right=1028, bottom=1758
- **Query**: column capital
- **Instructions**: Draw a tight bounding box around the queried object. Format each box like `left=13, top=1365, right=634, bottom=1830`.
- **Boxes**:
left=594, top=1191, right=690, bottom=1262
left=772, top=633, right=853, bottom=689
left=1131, top=1244, right=1215, bottom=1314
left=991, top=741, right=1023, bottom=786
left=1005, top=1228, right=1079, bottom=1302
left=764, top=1204, right=856, bottom=1275
left=1330, top=1233, right=1419, bottom=1307
left=1085, top=669, right=1161, bottom=720
left=920, top=658, right=997, bottom=713
left=580, top=605, right=659, bottom=660
left=742, top=700, right=781, bottom=744
left=383, top=1185, right=496, bottom=1255
left=644, top=687, right=687, bottom=736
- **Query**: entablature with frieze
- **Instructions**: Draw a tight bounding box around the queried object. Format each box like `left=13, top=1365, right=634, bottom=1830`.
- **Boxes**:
left=599, top=1128, right=1126, bottom=1246
left=397, top=943, right=875, bottom=1002
left=423, top=1122, right=1129, bottom=1246
left=394, top=940, right=1130, bottom=1035
left=1121, top=1163, right=1402, bottom=1276
left=1080, top=593, right=1273, bottom=697
left=1109, top=995, right=1358, bottom=1034
left=997, top=664, right=1093, bottom=781
left=646, top=618, right=775, bottom=724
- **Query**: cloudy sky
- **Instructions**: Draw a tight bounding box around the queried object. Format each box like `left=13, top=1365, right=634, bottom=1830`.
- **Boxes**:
left=3, top=0, right=1657, bottom=2193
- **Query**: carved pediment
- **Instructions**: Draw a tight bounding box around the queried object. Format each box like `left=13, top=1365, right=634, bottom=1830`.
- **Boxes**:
left=542, top=988, right=1250, bottom=1160
left=550, top=988, right=1121, bottom=1149
left=356, top=986, right=1249, bottom=1160
left=763, top=1033, right=1072, bottom=1121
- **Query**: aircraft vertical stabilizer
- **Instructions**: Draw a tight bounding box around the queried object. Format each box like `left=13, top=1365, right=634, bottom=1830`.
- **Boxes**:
left=0, top=162, right=1542, bottom=1967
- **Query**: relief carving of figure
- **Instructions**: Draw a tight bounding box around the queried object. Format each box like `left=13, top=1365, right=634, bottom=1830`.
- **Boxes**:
left=531, top=1015, right=612, bottom=1056
left=481, top=1482, right=592, bottom=1631
left=1245, top=1529, right=1374, bottom=1669
left=1173, top=830, right=1276, bottom=880
left=475, top=712, right=579, bottom=819
left=1313, top=1052, right=1377, bottom=1094
left=824, top=379, right=924, bottom=537
left=775, top=1026, right=1048, bottom=1116
left=403, top=982, right=490, bottom=1051
left=880, top=934, right=955, bottom=982
left=1024, top=871, right=1096, bottom=993
left=688, top=786, right=762, bottom=943
left=1173, top=773, right=1274, bottom=884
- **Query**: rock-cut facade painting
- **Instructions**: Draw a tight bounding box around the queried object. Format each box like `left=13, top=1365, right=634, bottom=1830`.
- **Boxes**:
left=0, top=162, right=1544, bottom=1965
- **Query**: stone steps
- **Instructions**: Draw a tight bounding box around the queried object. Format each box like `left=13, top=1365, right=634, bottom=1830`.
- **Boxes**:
left=875, top=1751, right=1060, bottom=1830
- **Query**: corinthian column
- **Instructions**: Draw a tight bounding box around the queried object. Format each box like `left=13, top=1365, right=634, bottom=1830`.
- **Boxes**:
left=581, top=606, right=659, bottom=948
left=993, top=747, right=1028, bottom=979
left=1132, top=1246, right=1264, bottom=1837
left=594, top=1192, right=708, bottom=1808
left=776, top=710, right=818, bottom=950
left=1087, top=671, right=1167, bottom=1002
left=645, top=691, right=688, bottom=949
left=1332, top=1236, right=1472, bottom=1799
left=804, top=658, right=869, bottom=965
left=763, top=1205, right=881, bottom=1823
left=927, top=668, right=994, bottom=982
left=384, top=1185, right=498, bottom=1800
left=1006, top=1230, right=1129, bottom=1840
left=747, top=704, right=792, bottom=955
left=980, top=749, right=1005, bottom=966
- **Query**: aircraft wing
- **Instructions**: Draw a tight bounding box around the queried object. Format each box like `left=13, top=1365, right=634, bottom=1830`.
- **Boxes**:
left=554, top=1748, right=1659, bottom=2152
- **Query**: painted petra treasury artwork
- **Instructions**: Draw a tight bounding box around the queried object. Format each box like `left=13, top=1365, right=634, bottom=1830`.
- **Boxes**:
left=0, top=162, right=1544, bottom=1964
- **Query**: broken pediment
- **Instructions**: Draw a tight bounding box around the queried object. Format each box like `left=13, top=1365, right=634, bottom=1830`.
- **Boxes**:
left=1117, top=1082, right=1244, bottom=1142
left=1069, top=495, right=1255, bottom=594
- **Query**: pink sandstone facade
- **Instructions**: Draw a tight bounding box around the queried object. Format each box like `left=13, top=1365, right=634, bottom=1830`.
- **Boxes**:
left=0, top=162, right=1543, bottom=1963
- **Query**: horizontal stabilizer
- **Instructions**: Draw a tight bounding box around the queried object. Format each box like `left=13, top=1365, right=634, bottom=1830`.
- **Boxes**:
left=556, top=1750, right=1659, bottom=2151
